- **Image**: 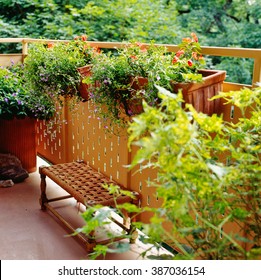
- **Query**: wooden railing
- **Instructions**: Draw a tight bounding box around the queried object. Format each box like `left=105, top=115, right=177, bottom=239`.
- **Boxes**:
left=1, top=38, right=260, bottom=226
left=1, top=37, right=261, bottom=87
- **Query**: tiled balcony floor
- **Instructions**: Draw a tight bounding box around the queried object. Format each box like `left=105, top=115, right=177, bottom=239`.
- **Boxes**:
left=0, top=157, right=168, bottom=260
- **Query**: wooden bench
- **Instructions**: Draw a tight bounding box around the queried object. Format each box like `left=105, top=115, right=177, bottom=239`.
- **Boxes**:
left=39, top=161, right=140, bottom=252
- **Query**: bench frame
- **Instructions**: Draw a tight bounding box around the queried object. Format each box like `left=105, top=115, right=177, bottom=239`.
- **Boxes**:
left=39, top=161, right=140, bottom=252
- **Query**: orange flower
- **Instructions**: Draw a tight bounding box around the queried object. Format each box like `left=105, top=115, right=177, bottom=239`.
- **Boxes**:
left=182, top=37, right=192, bottom=43
left=192, top=52, right=199, bottom=60
left=94, top=47, right=101, bottom=53
left=47, top=42, right=54, bottom=48
left=191, top=32, right=198, bottom=42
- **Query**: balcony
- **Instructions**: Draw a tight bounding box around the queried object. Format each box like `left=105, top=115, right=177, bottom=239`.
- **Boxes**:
left=0, top=38, right=260, bottom=260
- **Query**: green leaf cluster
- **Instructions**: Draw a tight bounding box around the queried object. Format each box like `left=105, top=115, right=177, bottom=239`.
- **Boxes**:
left=127, top=85, right=261, bottom=259
left=81, top=85, right=261, bottom=259
left=0, top=63, right=55, bottom=120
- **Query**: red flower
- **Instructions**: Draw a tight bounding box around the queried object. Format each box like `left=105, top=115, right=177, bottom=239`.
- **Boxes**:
left=81, top=35, right=88, bottom=41
left=74, top=35, right=88, bottom=41
left=187, top=60, right=193, bottom=67
left=135, top=42, right=147, bottom=51
left=47, top=43, right=54, bottom=48
left=176, top=50, right=185, bottom=57
left=172, top=56, right=179, bottom=64
left=130, top=55, right=137, bottom=60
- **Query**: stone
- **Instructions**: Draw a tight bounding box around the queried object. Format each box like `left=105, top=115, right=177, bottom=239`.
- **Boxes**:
left=0, top=153, right=29, bottom=184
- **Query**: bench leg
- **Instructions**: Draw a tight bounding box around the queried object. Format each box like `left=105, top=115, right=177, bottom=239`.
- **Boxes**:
left=130, top=228, right=139, bottom=244
left=129, top=213, right=138, bottom=244
left=39, top=166, right=48, bottom=210
left=122, top=209, right=130, bottom=228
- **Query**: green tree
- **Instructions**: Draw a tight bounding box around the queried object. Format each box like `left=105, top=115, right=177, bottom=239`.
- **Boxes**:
left=0, top=0, right=259, bottom=83
left=174, top=0, right=261, bottom=48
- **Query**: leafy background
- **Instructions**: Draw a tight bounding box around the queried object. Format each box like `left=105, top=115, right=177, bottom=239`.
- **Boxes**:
left=0, top=0, right=260, bottom=84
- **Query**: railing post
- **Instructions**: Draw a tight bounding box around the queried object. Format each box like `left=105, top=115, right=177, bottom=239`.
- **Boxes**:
left=21, top=39, right=28, bottom=63
left=253, top=58, right=261, bottom=86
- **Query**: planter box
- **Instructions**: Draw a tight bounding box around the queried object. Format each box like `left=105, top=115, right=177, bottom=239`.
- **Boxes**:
left=171, top=69, right=226, bottom=115
left=0, top=117, right=37, bottom=172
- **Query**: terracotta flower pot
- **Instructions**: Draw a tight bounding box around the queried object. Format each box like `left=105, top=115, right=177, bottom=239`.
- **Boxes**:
left=77, top=64, right=92, bottom=101
left=0, top=117, right=37, bottom=172
left=130, top=76, right=148, bottom=91
left=122, top=97, right=144, bottom=116
left=122, top=77, right=149, bottom=116
left=171, top=69, right=226, bottom=115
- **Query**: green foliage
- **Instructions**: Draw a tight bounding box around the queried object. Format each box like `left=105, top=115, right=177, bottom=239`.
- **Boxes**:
left=0, top=63, right=55, bottom=120
left=20, top=37, right=98, bottom=125
left=23, top=38, right=96, bottom=102
left=89, top=51, right=133, bottom=130
left=89, top=36, right=205, bottom=130
left=212, top=57, right=253, bottom=84
left=80, top=85, right=261, bottom=259
left=0, top=0, right=179, bottom=45
left=78, top=0, right=179, bottom=43
left=0, top=0, right=259, bottom=83
left=175, top=0, right=260, bottom=47
left=128, top=85, right=261, bottom=259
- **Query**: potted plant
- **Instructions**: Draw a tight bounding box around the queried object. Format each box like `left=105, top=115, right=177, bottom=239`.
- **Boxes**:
left=119, top=41, right=168, bottom=114
left=89, top=33, right=225, bottom=130
left=88, top=52, right=131, bottom=130
left=89, top=42, right=168, bottom=129
left=23, top=35, right=98, bottom=105
left=0, top=63, right=55, bottom=172
left=167, top=33, right=226, bottom=115
left=117, top=34, right=225, bottom=116
left=74, top=35, right=101, bottom=101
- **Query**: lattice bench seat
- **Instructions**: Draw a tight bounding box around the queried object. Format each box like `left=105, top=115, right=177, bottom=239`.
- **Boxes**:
left=39, top=161, right=140, bottom=252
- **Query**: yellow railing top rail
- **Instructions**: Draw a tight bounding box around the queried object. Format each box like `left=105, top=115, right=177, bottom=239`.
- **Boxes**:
left=1, top=37, right=260, bottom=55
left=0, top=38, right=69, bottom=43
